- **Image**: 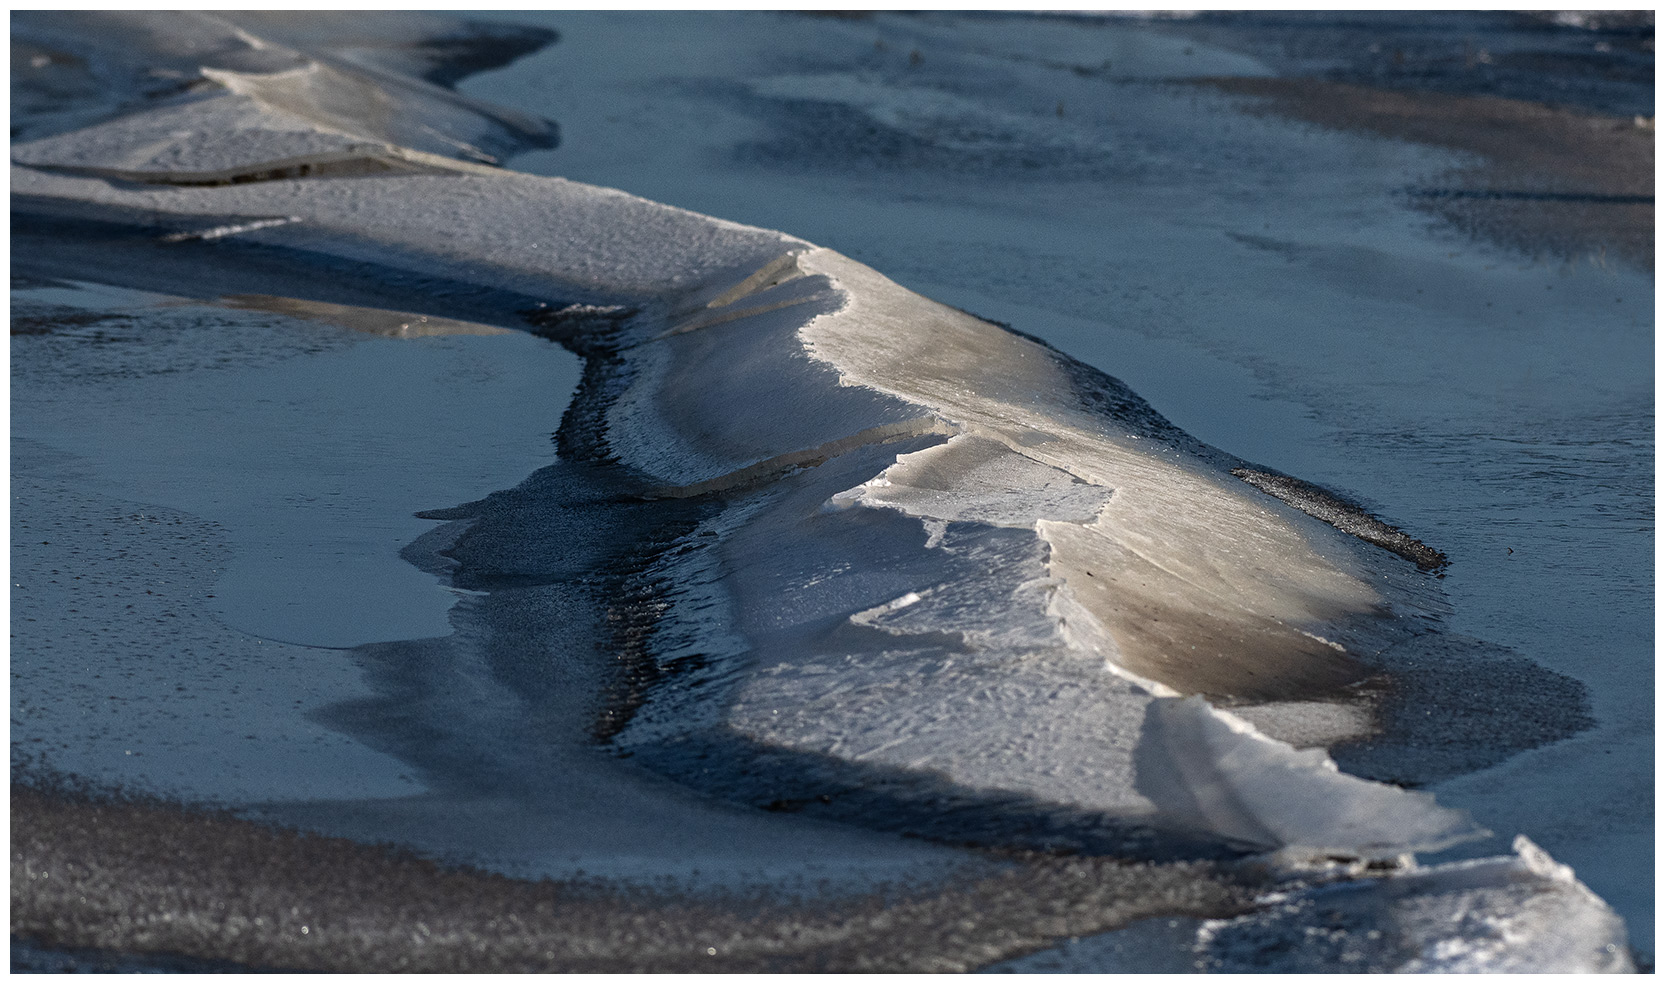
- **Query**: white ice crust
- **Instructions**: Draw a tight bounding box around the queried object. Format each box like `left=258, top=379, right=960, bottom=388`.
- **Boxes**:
left=1198, top=836, right=1633, bottom=972
left=1136, top=696, right=1477, bottom=855
left=8, top=11, right=1630, bottom=969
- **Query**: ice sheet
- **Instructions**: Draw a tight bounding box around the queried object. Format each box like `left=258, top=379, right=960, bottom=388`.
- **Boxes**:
left=9, top=9, right=1637, bottom=969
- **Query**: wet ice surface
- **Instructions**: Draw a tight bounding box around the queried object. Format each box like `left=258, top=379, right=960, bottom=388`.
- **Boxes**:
left=458, top=9, right=1652, bottom=951
left=10, top=276, right=969, bottom=889
left=12, top=279, right=574, bottom=650
left=12, top=443, right=421, bottom=803
left=10, top=279, right=573, bottom=797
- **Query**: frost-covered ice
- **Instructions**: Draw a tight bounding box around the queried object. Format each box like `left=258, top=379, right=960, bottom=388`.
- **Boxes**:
left=9, top=10, right=1638, bottom=972
left=1195, top=837, right=1634, bottom=973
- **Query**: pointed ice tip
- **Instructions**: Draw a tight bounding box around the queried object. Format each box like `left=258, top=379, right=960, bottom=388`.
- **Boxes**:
left=1513, top=834, right=1578, bottom=884
left=1135, top=695, right=1483, bottom=858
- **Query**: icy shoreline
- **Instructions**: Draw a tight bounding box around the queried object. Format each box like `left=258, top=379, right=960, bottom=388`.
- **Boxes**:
left=10, top=11, right=1636, bottom=972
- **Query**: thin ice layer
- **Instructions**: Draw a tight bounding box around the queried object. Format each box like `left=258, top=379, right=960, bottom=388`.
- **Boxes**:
left=829, top=433, right=1114, bottom=528
left=1134, top=696, right=1474, bottom=855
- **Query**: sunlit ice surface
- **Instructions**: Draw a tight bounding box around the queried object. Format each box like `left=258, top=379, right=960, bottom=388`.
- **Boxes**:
left=11, top=10, right=1648, bottom=972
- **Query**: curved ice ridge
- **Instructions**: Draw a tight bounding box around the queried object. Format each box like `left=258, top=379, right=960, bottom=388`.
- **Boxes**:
left=605, top=245, right=1466, bottom=856
left=8, top=12, right=1629, bottom=968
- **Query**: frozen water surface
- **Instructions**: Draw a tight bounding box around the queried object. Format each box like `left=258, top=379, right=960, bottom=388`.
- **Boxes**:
left=11, top=275, right=968, bottom=888
left=12, top=278, right=577, bottom=796
left=13, top=279, right=571, bottom=650
left=10, top=9, right=1649, bottom=972
left=461, top=11, right=1652, bottom=954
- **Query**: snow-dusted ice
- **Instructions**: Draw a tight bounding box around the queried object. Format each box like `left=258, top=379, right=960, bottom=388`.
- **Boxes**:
left=11, top=10, right=1646, bottom=972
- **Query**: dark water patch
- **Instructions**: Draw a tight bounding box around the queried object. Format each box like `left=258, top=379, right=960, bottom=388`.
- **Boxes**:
left=313, top=594, right=604, bottom=797
left=1405, top=187, right=1654, bottom=205
left=316, top=457, right=710, bottom=792
left=11, top=937, right=279, bottom=974
left=589, top=525, right=719, bottom=744
left=9, top=304, right=135, bottom=337
left=1332, top=634, right=1595, bottom=788
left=416, top=460, right=684, bottom=591
left=1198, top=75, right=1654, bottom=267
left=519, top=302, right=641, bottom=463
left=1156, top=10, right=1654, bottom=119
left=415, top=457, right=713, bottom=745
